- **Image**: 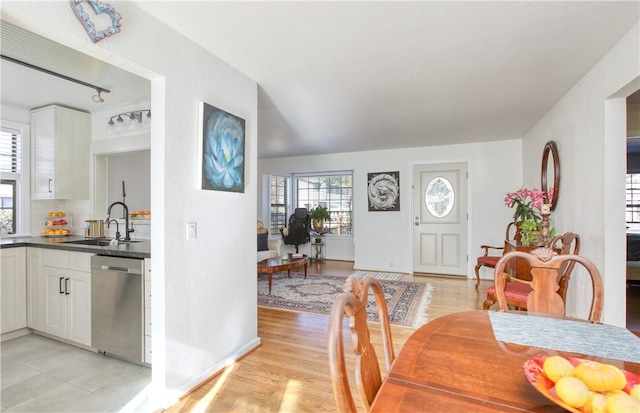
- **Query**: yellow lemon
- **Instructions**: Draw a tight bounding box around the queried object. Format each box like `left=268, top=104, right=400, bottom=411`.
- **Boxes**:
left=630, top=384, right=640, bottom=402
left=543, top=356, right=575, bottom=383
left=584, top=391, right=607, bottom=413
left=574, top=361, right=626, bottom=393
left=555, top=376, right=590, bottom=408
left=605, top=391, right=640, bottom=413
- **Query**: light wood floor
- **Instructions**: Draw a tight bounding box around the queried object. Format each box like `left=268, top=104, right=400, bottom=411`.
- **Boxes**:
left=165, top=260, right=640, bottom=412
left=165, top=261, right=492, bottom=413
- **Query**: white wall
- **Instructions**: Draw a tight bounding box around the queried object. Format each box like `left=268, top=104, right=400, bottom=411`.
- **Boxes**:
left=1, top=2, right=259, bottom=409
left=259, top=139, right=522, bottom=277
left=522, top=23, right=640, bottom=326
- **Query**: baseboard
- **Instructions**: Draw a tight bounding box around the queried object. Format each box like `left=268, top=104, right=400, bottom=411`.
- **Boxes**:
left=176, top=337, right=262, bottom=400
left=1, top=327, right=31, bottom=342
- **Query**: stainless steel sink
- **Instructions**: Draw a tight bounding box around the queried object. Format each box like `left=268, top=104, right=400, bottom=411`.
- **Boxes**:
left=64, top=238, right=113, bottom=246
left=64, top=238, right=143, bottom=246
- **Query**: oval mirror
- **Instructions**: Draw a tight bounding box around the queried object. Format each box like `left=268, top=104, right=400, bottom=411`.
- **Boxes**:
left=541, top=141, right=560, bottom=211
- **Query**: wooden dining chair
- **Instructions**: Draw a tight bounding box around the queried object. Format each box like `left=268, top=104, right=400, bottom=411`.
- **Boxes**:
left=327, top=276, right=395, bottom=413
left=474, top=222, right=516, bottom=288
left=483, top=232, right=580, bottom=311
left=493, top=246, right=603, bottom=322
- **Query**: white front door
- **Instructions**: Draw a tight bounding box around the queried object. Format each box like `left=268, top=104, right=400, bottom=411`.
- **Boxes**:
left=413, top=162, right=468, bottom=276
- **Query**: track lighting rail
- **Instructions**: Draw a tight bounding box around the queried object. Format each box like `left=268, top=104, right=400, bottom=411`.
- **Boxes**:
left=1, top=54, right=111, bottom=101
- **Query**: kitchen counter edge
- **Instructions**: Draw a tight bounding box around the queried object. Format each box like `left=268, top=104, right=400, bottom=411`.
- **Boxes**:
left=0, top=236, right=150, bottom=259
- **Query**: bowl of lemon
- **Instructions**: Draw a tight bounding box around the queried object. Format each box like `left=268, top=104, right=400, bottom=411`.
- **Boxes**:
left=524, top=355, right=639, bottom=413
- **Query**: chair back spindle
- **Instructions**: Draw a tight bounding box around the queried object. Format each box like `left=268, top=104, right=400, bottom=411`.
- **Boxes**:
left=328, top=277, right=394, bottom=413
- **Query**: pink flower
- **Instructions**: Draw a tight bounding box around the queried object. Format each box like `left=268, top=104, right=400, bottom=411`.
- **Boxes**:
left=504, top=187, right=553, bottom=222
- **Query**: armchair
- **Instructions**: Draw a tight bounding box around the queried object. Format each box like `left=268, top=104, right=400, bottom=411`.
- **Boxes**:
left=474, top=222, right=516, bottom=288
left=281, top=208, right=311, bottom=253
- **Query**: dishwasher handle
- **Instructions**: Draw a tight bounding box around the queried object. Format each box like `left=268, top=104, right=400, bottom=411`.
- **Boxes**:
left=99, top=265, right=133, bottom=272
left=91, top=255, right=144, bottom=275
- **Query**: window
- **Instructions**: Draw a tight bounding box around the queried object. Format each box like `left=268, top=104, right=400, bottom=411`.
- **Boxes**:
left=270, top=175, right=289, bottom=234
left=268, top=172, right=353, bottom=236
left=0, top=125, right=27, bottom=235
left=0, top=180, right=16, bottom=234
left=626, top=173, right=640, bottom=230
left=296, top=172, right=353, bottom=235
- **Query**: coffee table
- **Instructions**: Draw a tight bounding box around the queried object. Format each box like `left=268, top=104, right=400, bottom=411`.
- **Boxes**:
left=257, top=253, right=309, bottom=294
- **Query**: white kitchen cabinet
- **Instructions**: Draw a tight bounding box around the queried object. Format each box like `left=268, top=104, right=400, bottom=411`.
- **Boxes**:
left=26, top=247, right=44, bottom=330
left=30, top=105, right=90, bottom=200
left=42, top=250, right=91, bottom=346
left=1, top=248, right=27, bottom=334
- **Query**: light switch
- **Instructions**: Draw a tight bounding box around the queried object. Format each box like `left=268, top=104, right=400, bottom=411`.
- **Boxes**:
left=187, top=222, right=197, bottom=240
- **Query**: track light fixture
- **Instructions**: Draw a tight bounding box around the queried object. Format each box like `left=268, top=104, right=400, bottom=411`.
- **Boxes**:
left=92, top=90, right=105, bottom=103
left=107, top=109, right=151, bottom=134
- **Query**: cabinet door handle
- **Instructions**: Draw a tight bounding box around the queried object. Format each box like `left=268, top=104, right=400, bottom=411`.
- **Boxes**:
left=48, top=179, right=53, bottom=193
left=65, top=278, right=70, bottom=295
left=59, top=277, right=64, bottom=294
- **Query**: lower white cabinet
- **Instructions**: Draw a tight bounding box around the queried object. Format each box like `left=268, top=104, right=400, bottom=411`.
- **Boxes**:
left=26, top=247, right=44, bottom=330
left=1, top=248, right=27, bottom=334
left=42, top=250, right=91, bottom=346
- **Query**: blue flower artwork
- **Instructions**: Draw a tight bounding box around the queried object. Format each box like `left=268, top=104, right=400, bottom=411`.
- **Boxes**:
left=200, top=103, right=245, bottom=193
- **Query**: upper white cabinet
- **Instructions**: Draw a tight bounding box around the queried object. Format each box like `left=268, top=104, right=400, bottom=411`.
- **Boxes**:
left=30, top=105, right=90, bottom=200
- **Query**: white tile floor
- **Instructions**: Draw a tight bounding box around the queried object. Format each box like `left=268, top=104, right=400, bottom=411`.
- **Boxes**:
left=1, top=334, right=151, bottom=412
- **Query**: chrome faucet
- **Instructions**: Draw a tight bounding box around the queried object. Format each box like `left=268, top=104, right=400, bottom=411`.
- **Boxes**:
left=106, top=201, right=134, bottom=241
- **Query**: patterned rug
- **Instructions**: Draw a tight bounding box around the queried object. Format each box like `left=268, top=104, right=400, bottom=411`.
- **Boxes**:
left=349, top=270, right=404, bottom=281
left=258, top=272, right=434, bottom=328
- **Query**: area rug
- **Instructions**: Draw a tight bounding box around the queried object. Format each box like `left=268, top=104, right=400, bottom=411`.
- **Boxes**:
left=258, top=272, right=434, bottom=328
left=349, top=270, right=404, bottom=281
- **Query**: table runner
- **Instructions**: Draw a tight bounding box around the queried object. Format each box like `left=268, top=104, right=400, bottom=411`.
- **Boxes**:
left=489, top=311, right=640, bottom=363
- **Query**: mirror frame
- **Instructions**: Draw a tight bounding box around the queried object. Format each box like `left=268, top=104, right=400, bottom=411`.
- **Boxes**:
left=541, top=140, right=560, bottom=211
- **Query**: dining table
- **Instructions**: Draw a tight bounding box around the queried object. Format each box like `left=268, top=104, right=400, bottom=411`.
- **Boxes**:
left=369, top=310, right=640, bottom=412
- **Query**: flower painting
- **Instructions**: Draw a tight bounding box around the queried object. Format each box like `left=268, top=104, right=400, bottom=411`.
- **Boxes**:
left=200, top=102, right=245, bottom=193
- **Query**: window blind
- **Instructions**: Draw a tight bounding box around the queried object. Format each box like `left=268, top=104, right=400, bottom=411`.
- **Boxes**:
left=0, top=127, right=22, bottom=174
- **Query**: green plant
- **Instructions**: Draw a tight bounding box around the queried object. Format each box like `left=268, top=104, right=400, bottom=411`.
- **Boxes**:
left=519, top=219, right=541, bottom=247
left=519, top=219, right=557, bottom=247
left=309, top=206, right=331, bottom=221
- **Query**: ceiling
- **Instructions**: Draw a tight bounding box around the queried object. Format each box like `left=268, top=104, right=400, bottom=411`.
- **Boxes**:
left=1, top=2, right=639, bottom=159
left=0, top=21, right=150, bottom=114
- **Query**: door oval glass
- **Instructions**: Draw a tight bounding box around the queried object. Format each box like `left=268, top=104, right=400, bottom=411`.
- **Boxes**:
left=425, top=176, right=454, bottom=217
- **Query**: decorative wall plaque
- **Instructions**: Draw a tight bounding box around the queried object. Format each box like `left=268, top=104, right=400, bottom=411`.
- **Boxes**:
left=367, top=171, right=400, bottom=211
left=71, top=0, right=122, bottom=43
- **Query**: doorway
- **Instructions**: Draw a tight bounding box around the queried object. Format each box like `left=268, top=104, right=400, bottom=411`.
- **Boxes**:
left=412, top=162, right=468, bottom=276
left=626, top=89, right=640, bottom=333
left=0, top=20, right=156, bottom=411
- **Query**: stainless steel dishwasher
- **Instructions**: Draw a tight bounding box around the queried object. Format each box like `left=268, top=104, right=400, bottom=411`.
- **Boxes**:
left=91, top=255, right=144, bottom=362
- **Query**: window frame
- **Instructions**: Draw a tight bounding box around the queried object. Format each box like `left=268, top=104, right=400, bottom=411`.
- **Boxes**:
left=0, top=179, right=17, bottom=234
left=0, top=121, right=30, bottom=236
left=293, top=171, right=353, bottom=236
left=269, top=174, right=290, bottom=234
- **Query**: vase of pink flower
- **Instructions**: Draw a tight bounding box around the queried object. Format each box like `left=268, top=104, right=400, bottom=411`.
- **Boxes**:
left=505, top=187, right=554, bottom=246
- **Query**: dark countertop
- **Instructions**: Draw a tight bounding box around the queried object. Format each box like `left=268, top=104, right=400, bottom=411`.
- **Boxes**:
left=0, top=235, right=150, bottom=259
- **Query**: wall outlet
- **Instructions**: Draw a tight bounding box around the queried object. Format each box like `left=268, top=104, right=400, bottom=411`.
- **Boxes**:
left=186, top=222, right=197, bottom=240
